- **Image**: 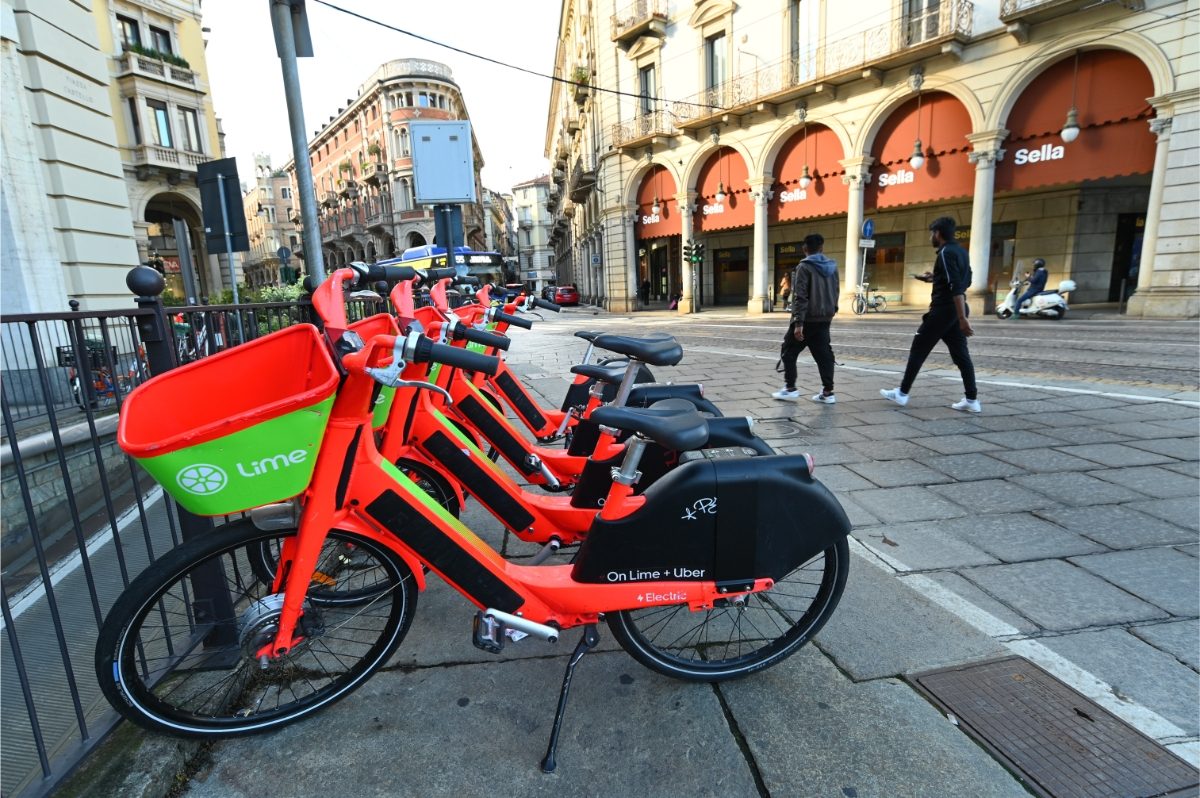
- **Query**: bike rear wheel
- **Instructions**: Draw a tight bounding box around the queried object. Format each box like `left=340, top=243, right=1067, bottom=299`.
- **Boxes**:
left=874, top=296, right=887, bottom=312
left=851, top=297, right=867, bottom=315
left=96, top=520, right=416, bottom=737
left=607, top=538, right=849, bottom=682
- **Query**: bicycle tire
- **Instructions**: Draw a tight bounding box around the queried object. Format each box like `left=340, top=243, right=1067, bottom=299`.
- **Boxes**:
left=851, top=297, right=867, bottom=315
left=874, top=296, right=887, bottom=312
left=96, top=520, right=416, bottom=737
left=607, top=537, right=849, bottom=682
left=248, top=458, right=457, bottom=600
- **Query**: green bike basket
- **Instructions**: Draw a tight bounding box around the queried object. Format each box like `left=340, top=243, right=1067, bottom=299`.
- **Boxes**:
left=117, top=324, right=340, bottom=516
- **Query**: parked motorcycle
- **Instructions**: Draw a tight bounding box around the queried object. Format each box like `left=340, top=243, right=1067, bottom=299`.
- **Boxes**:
left=997, top=277, right=1076, bottom=320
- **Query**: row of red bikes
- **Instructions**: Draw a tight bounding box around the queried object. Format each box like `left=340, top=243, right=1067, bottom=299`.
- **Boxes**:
left=97, top=257, right=852, bottom=771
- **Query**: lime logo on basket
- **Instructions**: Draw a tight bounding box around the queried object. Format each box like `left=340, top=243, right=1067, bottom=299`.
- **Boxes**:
left=175, top=464, right=228, bottom=496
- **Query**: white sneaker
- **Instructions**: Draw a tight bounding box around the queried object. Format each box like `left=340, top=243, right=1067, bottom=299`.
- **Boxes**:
left=952, top=397, right=982, bottom=413
left=880, top=388, right=909, bottom=407
left=811, top=392, right=836, bottom=404
left=772, top=388, right=801, bottom=401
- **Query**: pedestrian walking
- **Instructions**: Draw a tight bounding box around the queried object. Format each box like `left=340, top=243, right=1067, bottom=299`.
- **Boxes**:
left=880, top=216, right=980, bottom=413
left=639, top=278, right=651, bottom=306
left=772, top=233, right=839, bottom=403
left=778, top=272, right=791, bottom=308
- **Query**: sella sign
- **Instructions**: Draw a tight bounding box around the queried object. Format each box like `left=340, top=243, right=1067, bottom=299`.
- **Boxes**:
left=877, top=168, right=916, bottom=187
left=778, top=188, right=808, bottom=203
left=639, top=213, right=661, bottom=225
left=1013, top=143, right=1065, bottom=166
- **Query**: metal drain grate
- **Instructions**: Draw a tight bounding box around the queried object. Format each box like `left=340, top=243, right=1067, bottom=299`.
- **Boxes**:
left=909, top=656, right=1199, bottom=798
left=751, top=419, right=808, bottom=439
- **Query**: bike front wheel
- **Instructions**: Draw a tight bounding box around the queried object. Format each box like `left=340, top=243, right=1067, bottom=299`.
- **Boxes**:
left=96, top=520, right=417, bottom=737
left=851, top=296, right=867, bottom=315
left=607, top=537, right=849, bottom=682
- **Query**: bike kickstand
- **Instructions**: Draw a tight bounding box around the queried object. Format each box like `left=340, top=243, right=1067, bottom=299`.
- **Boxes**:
left=540, top=623, right=600, bottom=773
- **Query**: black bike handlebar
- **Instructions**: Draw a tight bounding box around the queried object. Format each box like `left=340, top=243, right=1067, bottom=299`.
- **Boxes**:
left=413, top=336, right=499, bottom=375
left=360, top=264, right=419, bottom=283
left=492, top=310, right=533, bottom=330
left=453, top=323, right=511, bottom=351
left=532, top=298, right=561, bottom=313
left=423, top=266, right=458, bottom=281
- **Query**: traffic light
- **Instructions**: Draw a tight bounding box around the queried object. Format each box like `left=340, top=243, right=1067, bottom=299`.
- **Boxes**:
left=692, top=242, right=705, bottom=264
left=683, top=243, right=694, bottom=263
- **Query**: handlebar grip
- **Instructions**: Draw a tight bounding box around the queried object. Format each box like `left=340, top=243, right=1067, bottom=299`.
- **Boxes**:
left=415, top=337, right=499, bottom=375
left=493, top=310, right=533, bottom=330
left=532, top=298, right=561, bottom=313
left=365, top=264, right=419, bottom=283
left=424, top=266, right=458, bottom=281
left=454, top=325, right=511, bottom=351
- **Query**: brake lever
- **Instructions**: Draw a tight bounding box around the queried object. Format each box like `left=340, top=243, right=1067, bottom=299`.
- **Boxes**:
left=392, top=379, right=453, bottom=404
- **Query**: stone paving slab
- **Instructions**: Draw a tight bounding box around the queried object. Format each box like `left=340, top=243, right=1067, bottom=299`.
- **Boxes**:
left=1125, top=437, right=1200, bottom=461
left=937, top=513, right=1109, bottom=562
left=960, top=560, right=1170, bottom=631
left=846, top=458, right=954, bottom=488
left=1068, top=548, right=1200, bottom=618
left=1125, top=496, right=1200, bottom=532
left=927, top=479, right=1059, bottom=515
left=973, top=430, right=1055, bottom=450
left=1036, top=505, right=1197, bottom=548
left=854, top=521, right=1000, bottom=570
left=1087, top=465, right=1200, bottom=499
left=1162, top=461, right=1200, bottom=478
left=847, top=486, right=972, bottom=523
left=912, top=434, right=995, bottom=455
left=918, top=452, right=1027, bottom=481
left=1039, top=425, right=1134, bottom=445
left=1052, top=443, right=1178, bottom=468
left=846, top=438, right=941, bottom=462
left=917, top=571, right=1040, bottom=634
left=1131, top=619, right=1200, bottom=670
left=1009, top=471, right=1151, bottom=506
left=988, top=448, right=1109, bottom=472
left=183, top=651, right=760, bottom=798
left=720, top=647, right=1030, bottom=798
left=812, top=464, right=877, bottom=493
left=1038, top=628, right=1200, bottom=737
left=814, top=556, right=1005, bottom=680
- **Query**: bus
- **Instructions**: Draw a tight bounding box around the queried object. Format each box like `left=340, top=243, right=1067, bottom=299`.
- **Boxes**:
left=399, top=246, right=514, bottom=287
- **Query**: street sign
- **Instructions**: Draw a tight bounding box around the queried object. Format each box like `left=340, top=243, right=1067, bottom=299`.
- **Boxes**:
left=276, top=246, right=292, bottom=261
left=859, top=238, right=876, bottom=249
left=862, top=219, right=875, bottom=239
left=590, top=254, right=601, bottom=266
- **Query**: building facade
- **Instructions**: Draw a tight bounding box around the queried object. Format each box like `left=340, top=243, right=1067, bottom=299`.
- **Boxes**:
left=513, top=175, right=558, bottom=291
left=546, top=0, right=1198, bottom=317
left=288, top=59, right=488, bottom=269
left=241, top=155, right=302, bottom=289
left=2, top=0, right=226, bottom=311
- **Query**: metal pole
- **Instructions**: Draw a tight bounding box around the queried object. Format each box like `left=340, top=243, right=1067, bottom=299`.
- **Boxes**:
left=215, top=172, right=245, bottom=341
left=271, top=0, right=325, bottom=286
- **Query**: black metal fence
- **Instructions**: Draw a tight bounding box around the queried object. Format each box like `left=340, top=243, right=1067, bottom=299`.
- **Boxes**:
left=0, top=276, right=392, bottom=798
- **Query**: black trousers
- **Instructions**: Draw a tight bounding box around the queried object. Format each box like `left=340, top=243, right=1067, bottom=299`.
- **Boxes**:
left=900, top=304, right=977, bottom=400
left=780, top=320, right=835, bottom=392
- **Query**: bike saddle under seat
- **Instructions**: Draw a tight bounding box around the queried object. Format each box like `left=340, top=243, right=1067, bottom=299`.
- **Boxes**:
left=590, top=403, right=708, bottom=452
left=569, top=363, right=627, bottom=383
left=591, top=334, right=683, bottom=366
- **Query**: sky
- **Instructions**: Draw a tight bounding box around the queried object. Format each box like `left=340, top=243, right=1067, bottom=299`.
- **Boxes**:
left=200, top=1, right=562, bottom=195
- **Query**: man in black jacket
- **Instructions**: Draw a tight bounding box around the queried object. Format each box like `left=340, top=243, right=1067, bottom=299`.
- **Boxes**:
left=880, top=216, right=980, bottom=413
left=773, top=233, right=839, bottom=404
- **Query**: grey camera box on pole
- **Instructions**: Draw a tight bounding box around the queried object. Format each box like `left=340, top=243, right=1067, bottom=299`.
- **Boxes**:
left=411, top=121, right=476, bottom=204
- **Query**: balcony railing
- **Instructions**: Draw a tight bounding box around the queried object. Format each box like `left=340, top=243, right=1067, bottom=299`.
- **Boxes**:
left=128, top=144, right=206, bottom=172
left=364, top=195, right=392, bottom=228
left=611, top=0, right=668, bottom=46
left=568, top=157, right=597, bottom=203
left=611, top=110, right=676, bottom=149
left=361, top=161, right=386, bottom=184
left=670, top=0, right=973, bottom=128
left=115, top=53, right=200, bottom=90
left=1000, top=0, right=1141, bottom=22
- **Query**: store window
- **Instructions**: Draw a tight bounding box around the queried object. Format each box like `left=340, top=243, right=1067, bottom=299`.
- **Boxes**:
left=146, top=99, right=172, bottom=147
left=866, top=233, right=905, bottom=293
left=149, top=25, right=172, bottom=54
left=117, top=15, right=141, bottom=48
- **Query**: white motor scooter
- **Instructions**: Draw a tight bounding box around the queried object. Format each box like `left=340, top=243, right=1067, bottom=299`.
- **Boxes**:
left=997, top=277, right=1076, bottom=320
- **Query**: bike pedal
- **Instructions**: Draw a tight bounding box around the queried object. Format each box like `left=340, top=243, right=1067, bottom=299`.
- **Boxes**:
left=472, top=611, right=505, bottom=654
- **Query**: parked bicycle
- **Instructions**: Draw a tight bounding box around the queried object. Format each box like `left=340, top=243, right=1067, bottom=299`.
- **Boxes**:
left=851, top=282, right=887, bottom=315
left=96, top=261, right=851, bottom=772
left=59, top=341, right=149, bottom=410
left=172, top=311, right=223, bottom=364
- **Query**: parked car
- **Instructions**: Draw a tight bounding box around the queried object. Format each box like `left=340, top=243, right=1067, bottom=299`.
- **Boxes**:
left=552, top=285, right=580, bottom=306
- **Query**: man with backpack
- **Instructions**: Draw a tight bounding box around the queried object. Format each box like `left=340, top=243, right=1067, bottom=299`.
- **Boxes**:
left=772, top=233, right=839, bottom=404
left=880, top=216, right=980, bottom=413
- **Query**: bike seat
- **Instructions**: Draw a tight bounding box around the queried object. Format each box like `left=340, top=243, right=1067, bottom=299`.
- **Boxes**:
left=569, top=363, right=627, bottom=383
left=574, top=330, right=605, bottom=342
left=591, top=334, right=683, bottom=366
left=590, top=403, right=708, bottom=451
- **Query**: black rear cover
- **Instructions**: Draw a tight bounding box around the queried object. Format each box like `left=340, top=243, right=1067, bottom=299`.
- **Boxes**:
left=571, top=455, right=850, bottom=584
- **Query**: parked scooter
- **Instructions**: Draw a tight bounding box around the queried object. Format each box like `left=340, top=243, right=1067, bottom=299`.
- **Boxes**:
left=997, top=277, right=1076, bottom=320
